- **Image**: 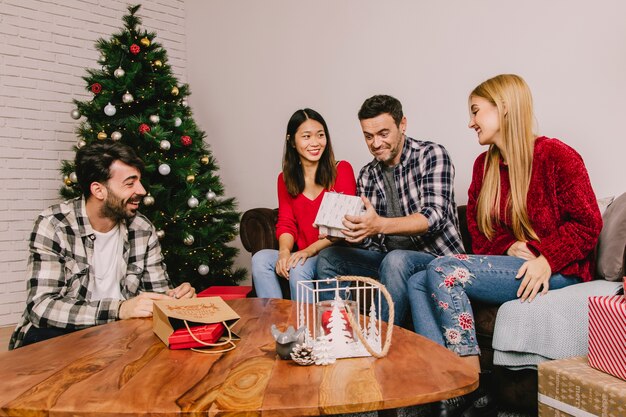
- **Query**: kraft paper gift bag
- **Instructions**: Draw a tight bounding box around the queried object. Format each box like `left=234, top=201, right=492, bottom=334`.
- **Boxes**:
left=153, top=297, right=240, bottom=353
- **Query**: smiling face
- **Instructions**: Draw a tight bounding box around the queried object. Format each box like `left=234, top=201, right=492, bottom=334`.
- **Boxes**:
left=100, top=160, right=146, bottom=221
left=293, top=118, right=327, bottom=165
left=468, top=96, right=502, bottom=147
left=360, top=113, right=406, bottom=166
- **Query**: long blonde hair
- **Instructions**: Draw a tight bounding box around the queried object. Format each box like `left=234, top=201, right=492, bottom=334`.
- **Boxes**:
left=472, top=74, right=539, bottom=242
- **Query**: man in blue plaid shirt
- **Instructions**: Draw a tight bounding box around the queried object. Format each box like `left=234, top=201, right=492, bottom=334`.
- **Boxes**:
left=317, top=95, right=464, bottom=327
left=9, top=141, right=195, bottom=349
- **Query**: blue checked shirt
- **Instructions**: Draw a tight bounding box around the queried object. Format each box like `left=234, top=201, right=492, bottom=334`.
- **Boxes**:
left=9, top=197, right=172, bottom=350
left=357, top=136, right=464, bottom=255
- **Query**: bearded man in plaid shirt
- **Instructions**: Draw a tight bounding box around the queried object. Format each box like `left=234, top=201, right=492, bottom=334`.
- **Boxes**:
left=317, top=95, right=464, bottom=327
left=9, top=141, right=195, bottom=349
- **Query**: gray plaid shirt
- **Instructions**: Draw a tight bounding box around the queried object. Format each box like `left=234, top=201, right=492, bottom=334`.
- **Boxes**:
left=9, top=197, right=172, bottom=350
left=358, top=136, right=464, bottom=255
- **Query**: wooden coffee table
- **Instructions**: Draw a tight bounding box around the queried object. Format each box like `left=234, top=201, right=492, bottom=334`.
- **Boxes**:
left=0, top=298, right=477, bottom=416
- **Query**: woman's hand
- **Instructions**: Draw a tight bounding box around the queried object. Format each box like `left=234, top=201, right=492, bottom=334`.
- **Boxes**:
left=507, top=241, right=537, bottom=260
left=275, top=249, right=313, bottom=279
left=275, top=249, right=291, bottom=279
left=516, top=255, right=552, bottom=302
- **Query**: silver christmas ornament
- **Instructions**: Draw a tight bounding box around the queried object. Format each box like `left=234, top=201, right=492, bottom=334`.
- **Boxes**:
left=122, top=92, right=134, bottom=103
left=158, top=164, right=171, bottom=175
left=77, top=140, right=86, bottom=149
left=181, top=99, right=188, bottom=107
left=159, top=140, right=171, bottom=151
left=104, top=102, right=116, bottom=116
left=114, top=67, right=125, bottom=78
left=70, top=109, right=81, bottom=119
left=174, top=117, right=182, bottom=127
left=156, top=230, right=165, bottom=239
left=183, top=234, right=195, bottom=246
left=198, top=264, right=209, bottom=275
left=206, top=190, right=217, bottom=201
left=143, top=195, right=155, bottom=206
left=149, top=114, right=160, bottom=124
left=187, top=196, right=199, bottom=208
left=69, top=172, right=78, bottom=183
left=111, top=131, right=122, bottom=141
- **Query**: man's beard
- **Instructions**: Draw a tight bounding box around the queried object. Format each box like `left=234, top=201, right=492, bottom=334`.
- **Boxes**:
left=101, top=188, right=141, bottom=221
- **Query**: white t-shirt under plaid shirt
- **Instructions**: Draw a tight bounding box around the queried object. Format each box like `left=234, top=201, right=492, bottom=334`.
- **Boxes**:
left=9, top=197, right=172, bottom=350
left=357, top=136, right=464, bottom=255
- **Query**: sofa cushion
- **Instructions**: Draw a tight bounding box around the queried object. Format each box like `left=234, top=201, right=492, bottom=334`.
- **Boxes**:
left=596, top=192, right=626, bottom=281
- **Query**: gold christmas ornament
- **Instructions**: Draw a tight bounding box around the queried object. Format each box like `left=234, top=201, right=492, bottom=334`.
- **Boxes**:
left=171, top=86, right=179, bottom=96
left=153, top=60, right=163, bottom=67
left=200, top=155, right=209, bottom=165
left=64, top=176, right=73, bottom=186
left=183, top=234, right=195, bottom=246
left=186, top=174, right=195, bottom=183
left=143, top=194, right=155, bottom=206
left=140, top=37, right=151, bottom=47
left=97, top=131, right=107, bottom=140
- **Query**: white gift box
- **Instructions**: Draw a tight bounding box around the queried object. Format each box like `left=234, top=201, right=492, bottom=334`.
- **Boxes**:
left=313, top=193, right=364, bottom=237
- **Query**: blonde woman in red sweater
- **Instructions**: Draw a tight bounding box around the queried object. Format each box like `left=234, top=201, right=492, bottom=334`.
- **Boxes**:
left=407, top=74, right=602, bottom=417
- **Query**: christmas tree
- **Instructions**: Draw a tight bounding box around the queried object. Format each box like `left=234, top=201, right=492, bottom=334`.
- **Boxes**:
left=60, top=4, right=246, bottom=290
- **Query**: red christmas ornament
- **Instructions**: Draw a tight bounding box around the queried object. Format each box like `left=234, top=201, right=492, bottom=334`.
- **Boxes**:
left=181, top=135, right=192, bottom=146
left=91, top=83, right=102, bottom=94
left=139, top=123, right=151, bottom=134
left=130, top=44, right=140, bottom=55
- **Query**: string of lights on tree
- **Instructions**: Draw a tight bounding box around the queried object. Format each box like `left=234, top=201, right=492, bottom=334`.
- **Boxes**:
left=60, top=4, right=246, bottom=289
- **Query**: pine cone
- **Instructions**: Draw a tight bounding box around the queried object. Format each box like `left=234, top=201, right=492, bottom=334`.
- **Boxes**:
left=290, top=343, right=315, bottom=366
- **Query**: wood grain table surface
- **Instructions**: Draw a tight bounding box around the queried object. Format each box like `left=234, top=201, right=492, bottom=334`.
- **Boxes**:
left=1, top=298, right=478, bottom=416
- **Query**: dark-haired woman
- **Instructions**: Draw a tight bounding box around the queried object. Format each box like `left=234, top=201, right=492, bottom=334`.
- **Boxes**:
left=252, top=109, right=356, bottom=300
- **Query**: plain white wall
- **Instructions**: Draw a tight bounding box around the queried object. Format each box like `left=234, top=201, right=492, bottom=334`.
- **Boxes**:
left=185, top=0, right=626, bottom=275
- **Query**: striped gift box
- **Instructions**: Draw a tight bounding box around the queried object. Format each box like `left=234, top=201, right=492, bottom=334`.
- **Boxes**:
left=588, top=295, right=626, bottom=381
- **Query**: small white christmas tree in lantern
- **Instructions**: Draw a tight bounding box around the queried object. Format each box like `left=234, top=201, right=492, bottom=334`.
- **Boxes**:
left=294, top=276, right=392, bottom=363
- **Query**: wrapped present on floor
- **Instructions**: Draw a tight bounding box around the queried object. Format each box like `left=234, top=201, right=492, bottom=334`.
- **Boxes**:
left=588, top=295, right=626, bottom=380
left=313, top=192, right=364, bottom=238
left=538, top=356, right=626, bottom=417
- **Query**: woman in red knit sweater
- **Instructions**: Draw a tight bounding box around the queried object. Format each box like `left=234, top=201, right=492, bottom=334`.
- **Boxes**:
left=407, top=74, right=603, bottom=417
left=252, top=108, right=356, bottom=301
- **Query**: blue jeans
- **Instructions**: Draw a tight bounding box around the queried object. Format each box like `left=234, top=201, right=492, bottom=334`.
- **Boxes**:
left=251, top=249, right=316, bottom=301
left=408, top=254, right=582, bottom=356
left=316, top=246, right=435, bottom=327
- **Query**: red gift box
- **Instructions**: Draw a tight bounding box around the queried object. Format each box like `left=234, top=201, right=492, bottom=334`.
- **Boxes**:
left=168, top=322, right=225, bottom=350
left=588, top=295, right=626, bottom=380
left=197, top=285, right=252, bottom=300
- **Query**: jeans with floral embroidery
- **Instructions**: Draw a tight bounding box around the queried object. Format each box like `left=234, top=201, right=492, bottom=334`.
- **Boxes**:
left=407, top=254, right=582, bottom=356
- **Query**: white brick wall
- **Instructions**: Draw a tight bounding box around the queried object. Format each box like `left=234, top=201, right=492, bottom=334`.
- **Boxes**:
left=0, top=0, right=188, bottom=326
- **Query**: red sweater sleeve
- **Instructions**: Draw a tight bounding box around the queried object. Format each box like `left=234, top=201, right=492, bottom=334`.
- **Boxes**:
left=275, top=173, right=298, bottom=242
left=525, top=140, right=603, bottom=273
left=332, top=161, right=357, bottom=196
left=467, top=153, right=517, bottom=255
